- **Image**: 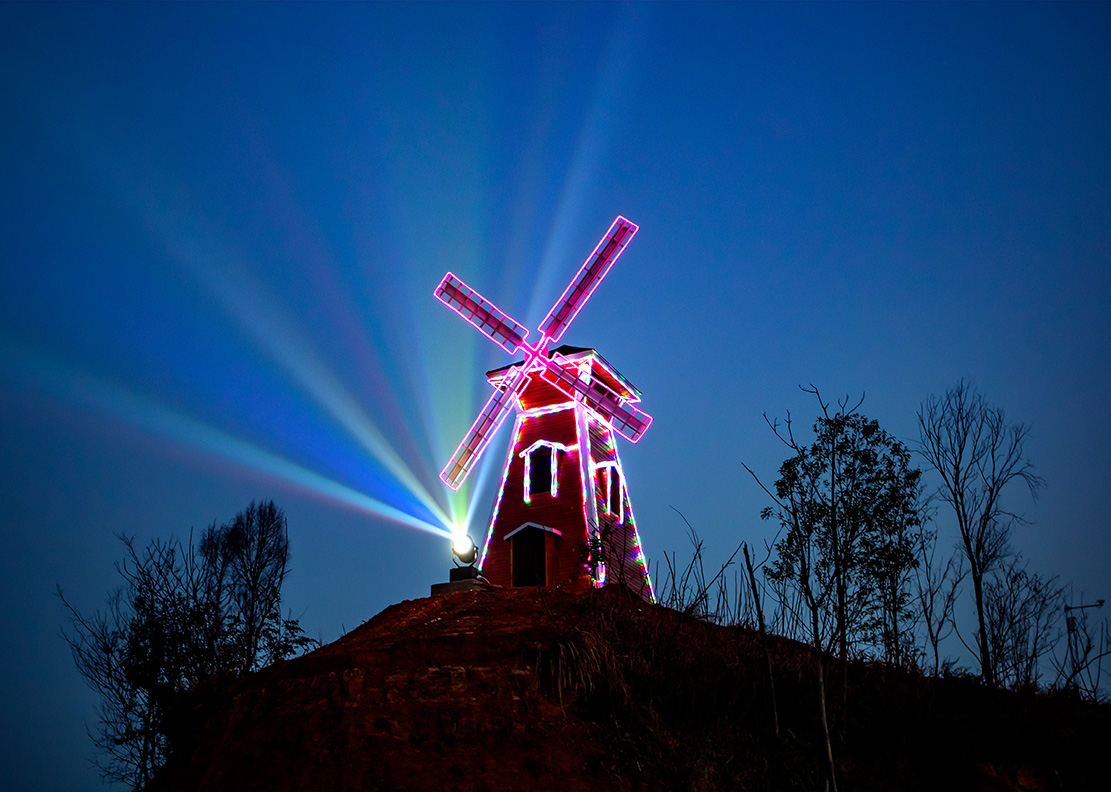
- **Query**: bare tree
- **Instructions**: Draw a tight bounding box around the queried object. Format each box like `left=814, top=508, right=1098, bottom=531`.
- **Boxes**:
left=58, top=583, right=165, bottom=789
left=1052, top=595, right=1110, bottom=701
left=224, top=500, right=291, bottom=672
left=917, top=380, right=1044, bottom=686
left=59, top=535, right=199, bottom=788
left=982, top=556, right=1063, bottom=689
left=914, top=526, right=965, bottom=676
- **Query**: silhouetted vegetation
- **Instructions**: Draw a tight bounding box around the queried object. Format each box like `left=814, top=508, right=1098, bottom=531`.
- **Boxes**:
left=738, top=387, right=922, bottom=791
left=918, top=379, right=1046, bottom=686
left=59, top=500, right=315, bottom=790
left=71, top=382, right=1106, bottom=791
left=558, top=585, right=1109, bottom=791
left=641, top=381, right=1108, bottom=786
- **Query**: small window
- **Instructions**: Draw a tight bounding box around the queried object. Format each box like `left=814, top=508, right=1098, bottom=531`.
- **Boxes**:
left=595, top=462, right=624, bottom=523
left=532, top=445, right=552, bottom=496
left=607, top=466, right=622, bottom=516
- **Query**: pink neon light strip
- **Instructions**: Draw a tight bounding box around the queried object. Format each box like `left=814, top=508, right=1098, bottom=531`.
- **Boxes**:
left=478, top=414, right=524, bottom=569
left=435, top=272, right=529, bottom=354
left=574, top=403, right=594, bottom=576
left=440, top=368, right=529, bottom=490
left=619, top=467, right=656, bottom=602
left=538, top=217, right=639, bottom=344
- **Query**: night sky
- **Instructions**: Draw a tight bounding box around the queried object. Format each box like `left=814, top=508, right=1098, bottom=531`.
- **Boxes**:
left=1, top=3, right=1108, bottom=789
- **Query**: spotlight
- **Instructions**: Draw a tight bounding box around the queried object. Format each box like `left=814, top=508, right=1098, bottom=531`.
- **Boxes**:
left=431, top=532, right=490, bottom=595
left=452, top=533, right=478, bottom=567
left=442, top=532, right=483, bottom=585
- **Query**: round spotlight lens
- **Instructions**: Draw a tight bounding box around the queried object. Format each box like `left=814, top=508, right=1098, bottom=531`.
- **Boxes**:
left=451, top=534, right=477, bottom=566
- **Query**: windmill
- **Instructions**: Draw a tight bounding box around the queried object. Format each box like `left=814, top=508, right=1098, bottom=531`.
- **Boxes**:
left=433, top=217, right=654, bottom=599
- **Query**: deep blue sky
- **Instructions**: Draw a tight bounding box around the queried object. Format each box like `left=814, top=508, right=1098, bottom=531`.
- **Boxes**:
left=1, top=2, right=1107, bottom=789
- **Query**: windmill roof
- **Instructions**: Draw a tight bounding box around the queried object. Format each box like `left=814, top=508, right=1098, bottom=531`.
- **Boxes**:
left=486, top=345, right=642, bottom=403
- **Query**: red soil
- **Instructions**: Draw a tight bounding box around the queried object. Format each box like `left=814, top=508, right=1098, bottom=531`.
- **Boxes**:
left=152, top=587, right=646, bottom=792
left=150, top=585, right=1110, bottom=792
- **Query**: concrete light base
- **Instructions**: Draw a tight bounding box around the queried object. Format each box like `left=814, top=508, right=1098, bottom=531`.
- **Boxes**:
left=430, top=577, right=497, bottom=596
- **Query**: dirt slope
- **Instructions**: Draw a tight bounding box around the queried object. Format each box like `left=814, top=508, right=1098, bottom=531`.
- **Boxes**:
left=152, top=587, right=646, bottom=792
left=150, top=586, right=1109, bottom=792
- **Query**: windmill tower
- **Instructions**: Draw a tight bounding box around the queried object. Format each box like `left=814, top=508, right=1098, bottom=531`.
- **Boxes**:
left=434, top=217, right=655, bottom=600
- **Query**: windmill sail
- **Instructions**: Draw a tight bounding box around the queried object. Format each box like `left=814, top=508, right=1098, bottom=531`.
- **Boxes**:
left=538, top=216, right=639, bottom=344
left=435, top=273, right=529, bottom=354
left=439, top=367, right=530, bottom=490
left=435, top=216, right=650, bottom=491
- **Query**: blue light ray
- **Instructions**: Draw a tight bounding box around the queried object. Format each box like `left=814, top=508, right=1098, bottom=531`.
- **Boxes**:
left=526, top=9, right=639, bottom=323
left=1, top=338, right=451, bottom=538
left=127, top=189, right=455, bottom=533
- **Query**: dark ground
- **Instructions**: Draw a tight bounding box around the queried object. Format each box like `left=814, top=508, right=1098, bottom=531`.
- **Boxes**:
left=150, top=586, right=1109, bottom=791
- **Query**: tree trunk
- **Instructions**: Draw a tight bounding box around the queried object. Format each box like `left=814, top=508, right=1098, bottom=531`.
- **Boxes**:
left=971, top=564, right=993, bottom=686
left=744, top=543, right=779, bottom=737
left=812, top=604, right=839, bottom=792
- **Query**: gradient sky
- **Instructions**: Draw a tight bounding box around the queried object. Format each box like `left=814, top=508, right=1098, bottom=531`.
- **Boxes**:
left=1, top=2, right=1108, bottom=789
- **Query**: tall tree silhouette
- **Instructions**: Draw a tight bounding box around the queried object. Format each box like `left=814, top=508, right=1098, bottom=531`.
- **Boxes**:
left=748, top=387, right=923, bottom=792
left=917, top=380, right=1043, bottom=686
left=224, top=500, right=291, bottom=672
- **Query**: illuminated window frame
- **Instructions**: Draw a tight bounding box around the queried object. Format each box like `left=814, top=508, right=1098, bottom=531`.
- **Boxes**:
left=593, top=460, right=625, bottom=523
left=520, top=439, right=576, bottom=504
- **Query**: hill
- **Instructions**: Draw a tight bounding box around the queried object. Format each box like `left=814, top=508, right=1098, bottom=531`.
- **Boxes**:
left=150, top=586, right=1109, bottom=791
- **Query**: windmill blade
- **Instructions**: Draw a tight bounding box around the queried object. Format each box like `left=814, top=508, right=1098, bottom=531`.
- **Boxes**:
left=435, top=272, right=529, bottom=354
left=536, top=360, right=653, bottom=443
left=538, top=216, right=639, bottom=344
left=440, top=367, right=530, bottom=490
